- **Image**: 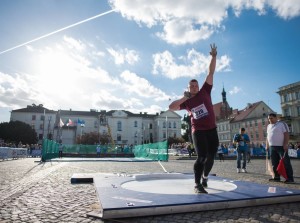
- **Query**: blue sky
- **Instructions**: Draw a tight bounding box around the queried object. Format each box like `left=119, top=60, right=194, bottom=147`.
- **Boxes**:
left=0, top=0, right=299, bottom=123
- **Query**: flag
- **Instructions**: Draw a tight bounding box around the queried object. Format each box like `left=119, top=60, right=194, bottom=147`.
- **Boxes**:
left=77, top=118, right=85, bottom=127
left=66, top=119, right=73, bottom=126
left=77, top=118, right=85, bottom=124
left=277, top=157, right=288, bottom=180
left=59, top=118, right=64, bottom=127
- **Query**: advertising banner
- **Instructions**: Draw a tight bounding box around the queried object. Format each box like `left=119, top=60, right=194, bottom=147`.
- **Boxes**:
left=0, top=147, right=28, bottom=159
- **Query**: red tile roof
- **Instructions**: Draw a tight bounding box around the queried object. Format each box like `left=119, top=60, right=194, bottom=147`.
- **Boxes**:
left=231, top=101, right=262, bottom=122
left=213, top=102, right=223, bottom=118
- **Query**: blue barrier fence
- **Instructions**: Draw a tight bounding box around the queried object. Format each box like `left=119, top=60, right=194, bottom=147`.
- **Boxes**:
left=222, top=147, right=300, bottom=158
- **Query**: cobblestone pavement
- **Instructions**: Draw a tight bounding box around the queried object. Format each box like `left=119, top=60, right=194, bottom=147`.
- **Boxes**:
left=0, top=157, right=299, bottom=223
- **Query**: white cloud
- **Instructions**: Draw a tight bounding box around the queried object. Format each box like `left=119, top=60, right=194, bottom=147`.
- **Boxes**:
left=0, top=71, right=40, bottom=108
left=120, top=70, right=170, bottom=101
left=109, top=0, right=300, bottom=44
left=107, top=47, right=139, bottom=65
left=109, top=0, right=228, bottom=27
left=217, top=55, right=232, bottom=72
left=90, top=90, right=135, bottom=109
left=152, top=49, right=231, bottom=79
left=230, top=0, right=300, bottom=19
left=0, top=35, right=171, bottom=117
left=268, top=0, right=300, bottom=19
left=109, top=0, right=227, bottom=45
left=0, top=36, right=121, bottom=112
left=63, top=35, right=86, bottom=51
left=229, top=86, right=242, bottom=95
left=156, top=19, right=215, bottom=45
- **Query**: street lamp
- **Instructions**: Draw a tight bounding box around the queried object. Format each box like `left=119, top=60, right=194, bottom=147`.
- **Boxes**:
left=42, top=111, right=45, bottom=139
left=98, top=115, right=101, bottom=145
left=47, top=116, right=52, bottom=139
left=80, top=124, right=84, bottom=144
left=166, top=115, right=168, bottom=141
left=143, top=126, right=145, bottom=144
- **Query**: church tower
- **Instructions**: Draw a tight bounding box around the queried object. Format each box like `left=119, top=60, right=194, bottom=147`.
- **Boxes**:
left=213, top=84, right=233, bottom=121
left=222, top=85, right=226, bottom=103
left=220, top=85, right=232, bottom=119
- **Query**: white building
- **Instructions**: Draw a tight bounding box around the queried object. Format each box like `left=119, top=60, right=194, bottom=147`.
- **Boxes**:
left=277, top=81, right=300, bottom=142
left=10, top=104, right=182, bottom=145
left=9, top=104, right=56, bottom=143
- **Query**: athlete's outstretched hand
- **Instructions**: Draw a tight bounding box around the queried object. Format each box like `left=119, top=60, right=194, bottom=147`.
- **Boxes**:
left=210, top=43, right=217, bottom=57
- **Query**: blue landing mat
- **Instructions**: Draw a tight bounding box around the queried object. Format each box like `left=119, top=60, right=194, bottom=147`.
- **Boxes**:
left=83, top=173, right=300, bottom=219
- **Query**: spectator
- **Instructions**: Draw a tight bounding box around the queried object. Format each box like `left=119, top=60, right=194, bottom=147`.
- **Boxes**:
left=233, top=128, right=250, bottom=173
left=96, top=144, right=101, bottom=157
left=266, top=113, right=294, bottom=184
left=217, top=143, right=225, bottom=162
left=58, top=143, right=63, bottom=159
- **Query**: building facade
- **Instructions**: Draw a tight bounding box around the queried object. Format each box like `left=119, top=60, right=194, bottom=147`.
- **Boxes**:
left=216, top=101, right=275, bottom=147
left=11, top=82, right=294, bottom=147
left=10, top=104, right=182, bottom=145
left=9, top=104, right=57, bottom=142
left=216, top=118, right=232, bottom=146
left=277, top=81, right=300, bottom=142
left=213, top=87, right=275, bottom=147
left=229, top=101, right=274, bottom=147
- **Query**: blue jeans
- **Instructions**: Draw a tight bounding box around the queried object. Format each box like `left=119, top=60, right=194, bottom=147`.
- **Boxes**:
left=237, top=148, right=247, bottom=169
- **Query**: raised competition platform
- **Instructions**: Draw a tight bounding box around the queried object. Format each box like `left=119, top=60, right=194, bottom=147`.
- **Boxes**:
left=71, top=172, right=300, bottom=219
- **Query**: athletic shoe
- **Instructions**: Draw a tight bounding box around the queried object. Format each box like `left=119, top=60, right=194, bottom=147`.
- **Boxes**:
left=201, top=177, right=208, bottom=188
left=237, top=168, right=241, bottom=173
left=194, top=184, right=208, bottom=194
left=242, top=168, right=247, bottom=173
left=269, top=178, right=280, bottom=182
left=283, top=179, right=295, bottom=184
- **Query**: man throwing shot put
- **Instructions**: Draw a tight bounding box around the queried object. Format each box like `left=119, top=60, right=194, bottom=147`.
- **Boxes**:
left=169, top=44, right=219, bottom=194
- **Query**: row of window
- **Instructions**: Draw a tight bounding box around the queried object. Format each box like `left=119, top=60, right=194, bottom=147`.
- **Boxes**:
left=108, top=121, right=177, bottom=131
left=283, top=106, right=300, bottom=117
left=32, top=115, right=179, bottom=131
left=218, top=118, right=267, bottom=132
left=116, top=121, right=178, bottom=131
left=282, top=91, right=300, bottom=103
left=32, top=115, right=44, bottom=121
